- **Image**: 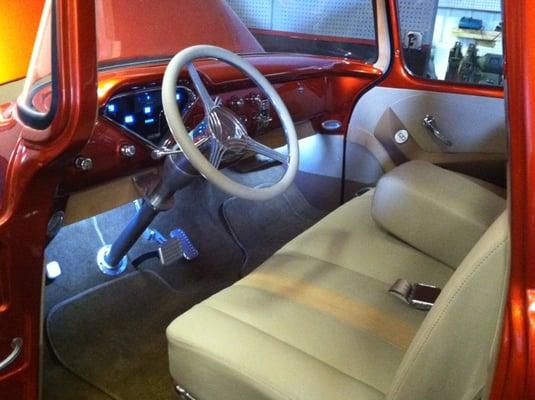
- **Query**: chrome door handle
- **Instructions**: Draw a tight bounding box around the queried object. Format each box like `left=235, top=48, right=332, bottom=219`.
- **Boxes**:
left=0, top=338, right=23, bottom=371
left=423, top=115, right=453, bottom=147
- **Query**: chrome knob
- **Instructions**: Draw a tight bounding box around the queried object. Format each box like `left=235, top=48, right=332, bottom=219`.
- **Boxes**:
left=394, top=129, right=410, bottom=144
left=120, top=144, right=137, bottom=158
left=75, top=157, right=93, bottom=171
left=230, top=96, right=245, bottom=108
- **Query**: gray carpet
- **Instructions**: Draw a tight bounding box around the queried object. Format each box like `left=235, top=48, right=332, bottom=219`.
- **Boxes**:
left=47, top=271, right=198, bottom=400
left=222, top=182, right=326, bottom=273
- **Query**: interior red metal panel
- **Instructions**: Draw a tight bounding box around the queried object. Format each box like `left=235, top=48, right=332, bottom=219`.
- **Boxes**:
left=95, top=0, right=263, bottom=63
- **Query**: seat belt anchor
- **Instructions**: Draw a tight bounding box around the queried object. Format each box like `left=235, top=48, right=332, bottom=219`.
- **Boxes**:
left=389, top=279, right=441, bottom=311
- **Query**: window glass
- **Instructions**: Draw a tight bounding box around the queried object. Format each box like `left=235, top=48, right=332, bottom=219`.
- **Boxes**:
left=20, top=0, right=53, bottom=113
left=226, top=0, right=378, bottom=63
left=0, top=1, right=44, bottom=85
left=398, top=0, right=503, bottom=87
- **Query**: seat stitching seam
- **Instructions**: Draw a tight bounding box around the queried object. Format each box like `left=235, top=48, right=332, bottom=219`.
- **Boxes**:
left=272, top=250, right=450, bottom=287
left=271, top=250, right=393, bottom=286
left=201, top=303, right=387, bottom=395
left=388, top=238, right=507, bottom=398
left=235, top=276, right=417, bottom=351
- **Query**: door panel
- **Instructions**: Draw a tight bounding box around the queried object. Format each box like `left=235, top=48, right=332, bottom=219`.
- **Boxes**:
left=344, top=86, right=507, bottom=194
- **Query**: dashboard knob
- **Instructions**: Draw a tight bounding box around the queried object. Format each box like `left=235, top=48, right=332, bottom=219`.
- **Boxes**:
left=230, top=96, right=245, bottom=108
left=120, top=144, right=137, bottom=158
left=75, top=157, right=93, bottom=171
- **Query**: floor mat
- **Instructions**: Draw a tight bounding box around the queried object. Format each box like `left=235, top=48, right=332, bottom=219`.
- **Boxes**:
left=221, top=183, right=327, bottom=274
left=46, top=271, right=203, bottom=400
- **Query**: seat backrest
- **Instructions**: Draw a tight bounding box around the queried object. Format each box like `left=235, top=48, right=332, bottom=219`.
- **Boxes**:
left=387, top=211, right=509, bottom=400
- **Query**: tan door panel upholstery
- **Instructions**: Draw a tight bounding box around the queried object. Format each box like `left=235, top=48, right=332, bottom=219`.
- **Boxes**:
left=346, top=87, right=507, bottom=177
left=167, top=161, right=508, bottom=400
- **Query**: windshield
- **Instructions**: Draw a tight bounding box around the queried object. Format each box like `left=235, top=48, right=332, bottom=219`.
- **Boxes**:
left=21, top=0, right=52, bottom=113
left=96, top=0, right=378, bottom=67
left=96, top=0, right=264, bottom=67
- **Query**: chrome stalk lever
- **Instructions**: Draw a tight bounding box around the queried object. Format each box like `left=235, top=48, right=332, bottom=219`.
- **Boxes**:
left=423, top=114, right=453, bottom=147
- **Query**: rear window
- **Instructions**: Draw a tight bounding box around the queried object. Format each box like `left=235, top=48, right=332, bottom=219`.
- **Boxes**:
left=396, top=0, right=504, bottom=87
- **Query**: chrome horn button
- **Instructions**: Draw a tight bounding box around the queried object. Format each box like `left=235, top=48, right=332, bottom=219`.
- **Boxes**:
left=208, top=106, right=248, bottom=150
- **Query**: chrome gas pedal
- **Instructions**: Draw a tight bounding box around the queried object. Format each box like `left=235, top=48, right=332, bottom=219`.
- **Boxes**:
left=158, top=237, right=183, bottom=266
left=170, top=229, right=199, bottom=260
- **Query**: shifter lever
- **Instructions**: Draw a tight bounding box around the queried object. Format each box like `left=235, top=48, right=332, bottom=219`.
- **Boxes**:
left=151, top=147, right=182, bottom=160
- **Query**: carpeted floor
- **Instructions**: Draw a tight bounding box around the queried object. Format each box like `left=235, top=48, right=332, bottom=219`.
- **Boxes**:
left=43, top=166, right=326, bottom=400
left=221, top=182, right=326, bottom=274
left=47, top=271, right=200, bottom=400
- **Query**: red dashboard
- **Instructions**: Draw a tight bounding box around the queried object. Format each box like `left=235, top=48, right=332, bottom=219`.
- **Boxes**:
left=59, top=54, right=381, bottom=193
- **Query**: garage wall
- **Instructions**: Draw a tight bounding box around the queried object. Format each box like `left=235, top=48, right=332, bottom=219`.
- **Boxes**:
left=225, top=0, right=377, bottom=40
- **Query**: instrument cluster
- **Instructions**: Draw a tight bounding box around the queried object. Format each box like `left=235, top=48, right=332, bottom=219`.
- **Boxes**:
left=102, top=84, right=197, bottom=148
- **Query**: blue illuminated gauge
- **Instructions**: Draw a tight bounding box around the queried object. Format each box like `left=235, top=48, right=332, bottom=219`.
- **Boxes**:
left=102, top=85, right=196, bottom=148
left=176, top=88, right=189, bottom=111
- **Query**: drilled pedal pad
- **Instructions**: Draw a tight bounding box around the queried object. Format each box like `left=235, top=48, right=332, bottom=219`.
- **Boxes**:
left=170, top=229, right=199, bottom=260
left=158, top=237, right=183, bottom=266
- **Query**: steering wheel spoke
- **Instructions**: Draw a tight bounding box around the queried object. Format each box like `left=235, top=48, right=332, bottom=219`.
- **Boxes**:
left=244, top=137, right=289, bottom=165
left=208, top=137, right=227, bottom=169
left=187, top=62, right=216, bottom=114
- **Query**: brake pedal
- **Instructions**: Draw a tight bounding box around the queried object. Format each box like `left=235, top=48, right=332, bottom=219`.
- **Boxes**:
left=170, top=229, right=199, bottom=260
left=143, top=228, right=167, bottom=245
left=158, top=237, right=183, bottom=266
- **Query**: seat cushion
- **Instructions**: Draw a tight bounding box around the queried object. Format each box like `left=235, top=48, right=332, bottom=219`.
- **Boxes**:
left=167, top=193, right=454, bottom=400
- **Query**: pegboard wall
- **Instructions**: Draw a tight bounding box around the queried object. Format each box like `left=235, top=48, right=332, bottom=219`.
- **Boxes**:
left=225, top=0, right=272, bottom=30
left=226, top=0, right=500, bottom=44
left=226, top=0, right=377, bottom=40
left=438, top=0, right=501, bottom=12
left=397, top=0, right=438, bottom=44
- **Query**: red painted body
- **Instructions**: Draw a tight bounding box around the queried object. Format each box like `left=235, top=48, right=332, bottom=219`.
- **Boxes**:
left=0, top=2, right=98, bottom=398
left=489, top=1, right=535, bottom=398
left=0, top=0, right=532, bottom=399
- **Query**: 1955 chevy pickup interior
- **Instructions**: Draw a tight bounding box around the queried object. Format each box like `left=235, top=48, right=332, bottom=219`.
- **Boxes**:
left=1, top=0, right=533, bottom=399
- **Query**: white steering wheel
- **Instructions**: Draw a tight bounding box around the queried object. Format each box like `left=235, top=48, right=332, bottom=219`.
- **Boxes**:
left=162, top=45, right=299, bottom=201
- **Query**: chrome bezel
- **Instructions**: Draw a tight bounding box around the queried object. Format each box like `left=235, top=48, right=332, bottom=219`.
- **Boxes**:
left=101, top=84, right=198, bottom=150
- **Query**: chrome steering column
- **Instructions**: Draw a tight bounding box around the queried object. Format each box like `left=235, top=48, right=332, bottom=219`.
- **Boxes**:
left=99, top=154, right=199, bottom=274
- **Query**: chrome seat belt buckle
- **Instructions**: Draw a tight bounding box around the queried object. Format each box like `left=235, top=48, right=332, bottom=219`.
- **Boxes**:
left=389, top=279, right=441, bottom=311
left=409, top=283, right=441, bottom=311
